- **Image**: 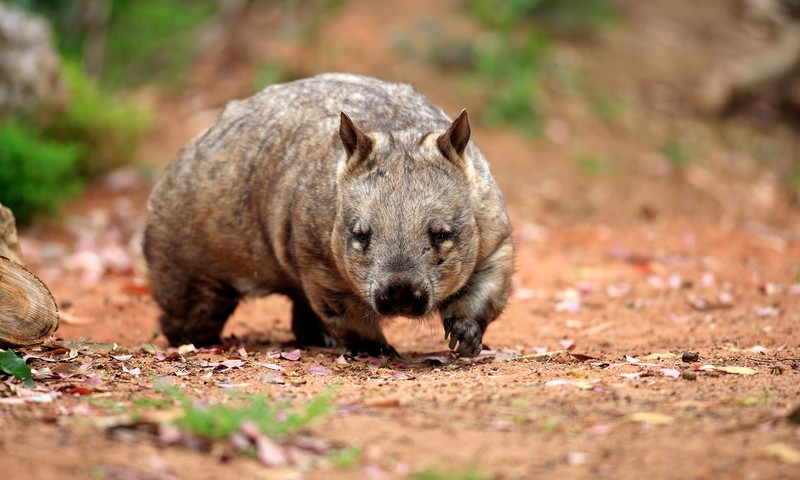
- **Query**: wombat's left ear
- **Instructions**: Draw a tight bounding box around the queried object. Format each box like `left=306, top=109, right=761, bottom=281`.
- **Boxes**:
left=437, top=109, right=471, bottom=161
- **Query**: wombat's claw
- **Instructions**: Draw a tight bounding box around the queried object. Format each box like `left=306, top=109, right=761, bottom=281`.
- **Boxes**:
left=443, top=317, right=483, bottom=357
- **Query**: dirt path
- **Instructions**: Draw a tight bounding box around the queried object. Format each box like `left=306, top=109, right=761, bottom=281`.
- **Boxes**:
left=2, top=1, right=799, bottom=479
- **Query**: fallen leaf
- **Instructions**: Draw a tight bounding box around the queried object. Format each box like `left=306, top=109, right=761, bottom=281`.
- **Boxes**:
left=122, top=365, right=141, bottom=375
left=219, top=359, right=247, bottom=370
left=555, top=289, right=581, bottom=313
left=111, top=355, right=133, bottom=362
left=755, top=306, right=780, bottom=317
left=606, top=283, right=631, bottom=298
left=717, top=366, right=756, bottom=375
left=559, top=339, right=576, bottom=351
left=586, top=424, right=613, bottom=437
left=61, top=386, right=92, bottom=396
left=257, top=363, right=284, bottom=371
left=259, top=374, right=284, bottom=385
left=176, top=344, right=197, bottom=355
left=335, top=355, right=349, bottom=366
left=280, top=349, right=302, bottom=361
left=156, top=351, right=183, bottom=362
left=762, top=442, right=800, bottom=465
left=363, top=398, right=402, bottom=408
left=83, top=375, right=105, bottom=388
left=58, top=312, right=95, bottom=325
left=641, top=352, right=677, bottom=361
left=627, top=412, right=674, bottom=425
left=545, top=379, right=602, bottom=391
left=661, top=368, right=681, bottom=379
left=122, top=282, right=151, bottom=295
left=569, top=352, right=599, bottom=362
left=309, top=365, right=334, bottom=376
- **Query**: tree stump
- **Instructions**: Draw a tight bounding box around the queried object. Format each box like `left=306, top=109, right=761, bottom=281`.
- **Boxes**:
left=0, top=256, right=59, bottom=347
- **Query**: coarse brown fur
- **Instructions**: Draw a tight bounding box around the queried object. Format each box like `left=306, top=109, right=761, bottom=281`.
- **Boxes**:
left=143, top=73, right=513, bottom=357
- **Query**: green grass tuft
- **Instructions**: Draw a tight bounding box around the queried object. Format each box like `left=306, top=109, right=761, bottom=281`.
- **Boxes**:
left=159, top=383, right=337, bottom=440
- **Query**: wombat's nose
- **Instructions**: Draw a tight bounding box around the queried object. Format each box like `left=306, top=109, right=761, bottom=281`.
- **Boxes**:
left=375, top=280, right=429, bottom=317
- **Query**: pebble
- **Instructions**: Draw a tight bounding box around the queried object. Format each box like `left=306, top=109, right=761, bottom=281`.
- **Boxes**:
left=681, top=369, right=697, bottom=381
left=682, top=351, right=699, bottom=363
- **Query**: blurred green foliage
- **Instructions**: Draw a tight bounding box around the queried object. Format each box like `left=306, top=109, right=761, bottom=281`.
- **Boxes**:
left=17, top=0, right=218, bottom=89
left=468, top=0, right=617, bottom=36
left=0, top=63, right=149, bottom=224
left=659, top=138, right=693, bottom=166
left=0, top=122, right=83, bottom=225
left=46, top=62, right=150, bottom=177
left=100, top=0, right=217, bottom=88
left=576, top=153, right=618, bottom=175
left=412, top=471, right=490, bottom=480
left=464, top=0, right=618, bottom=132
left=1, top=0, right=216, bottom=224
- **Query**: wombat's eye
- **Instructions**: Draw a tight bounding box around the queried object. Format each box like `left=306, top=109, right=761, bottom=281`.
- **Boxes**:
left=429, top=230, right=453, bottom=245
left=352, top=230, right=371, bottom=248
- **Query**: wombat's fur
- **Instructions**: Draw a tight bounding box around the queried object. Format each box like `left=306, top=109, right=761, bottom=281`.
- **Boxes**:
left=144, top=73, right=513, bottom=357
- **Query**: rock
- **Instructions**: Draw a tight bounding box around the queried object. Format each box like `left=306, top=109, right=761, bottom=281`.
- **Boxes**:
left=0, top=3, right=66, bottom=120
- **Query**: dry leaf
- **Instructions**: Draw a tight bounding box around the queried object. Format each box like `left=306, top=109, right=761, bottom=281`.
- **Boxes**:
left=627, top=412, right=674, bottom=425
left=641, top=352, right=677, bottom=361
left=762, top=442, right=800, bottom=464
left=717, top=366, right=756, bottom=375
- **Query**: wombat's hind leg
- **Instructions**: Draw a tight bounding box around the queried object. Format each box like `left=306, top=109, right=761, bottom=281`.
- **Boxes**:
left=291, top=298, right=338, bottom=348
left=157, top=279, right=240, bottom=347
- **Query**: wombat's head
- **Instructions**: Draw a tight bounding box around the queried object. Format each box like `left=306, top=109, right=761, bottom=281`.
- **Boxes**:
left=332, top=110, right=481, bottom=319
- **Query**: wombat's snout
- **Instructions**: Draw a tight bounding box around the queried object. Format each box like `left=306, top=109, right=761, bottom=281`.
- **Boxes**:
left=374, top=278, right=430, bottom=317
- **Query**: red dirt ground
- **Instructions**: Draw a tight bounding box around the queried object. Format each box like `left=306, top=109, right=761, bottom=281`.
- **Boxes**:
left=2, top=1, right=800, bottom=479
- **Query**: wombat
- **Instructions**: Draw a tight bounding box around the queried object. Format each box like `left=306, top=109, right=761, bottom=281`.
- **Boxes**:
left=143, top=73, right=513, bottom=357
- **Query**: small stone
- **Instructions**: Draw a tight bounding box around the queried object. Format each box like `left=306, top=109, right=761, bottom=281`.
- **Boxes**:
left=681, top=369, right=697, bottom=381
left=682, top=351, right=699, bottom=363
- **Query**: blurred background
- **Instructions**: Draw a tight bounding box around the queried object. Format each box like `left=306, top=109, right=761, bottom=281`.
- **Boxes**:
left=1, top=0, right=799, bottom=240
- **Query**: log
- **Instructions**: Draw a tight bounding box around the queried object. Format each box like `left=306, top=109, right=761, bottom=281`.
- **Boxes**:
left=0, top=203, right=23, bottom=265
left=0, top=256, right=59, bottom=347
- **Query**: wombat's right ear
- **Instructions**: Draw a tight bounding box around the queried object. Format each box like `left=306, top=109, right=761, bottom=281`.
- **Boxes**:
left=339, top=112, right=373, bottom=161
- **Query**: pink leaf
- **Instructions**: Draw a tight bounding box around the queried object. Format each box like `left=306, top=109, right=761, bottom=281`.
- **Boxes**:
left=335, top=355, right=349, bottom=366
left=309, top=365, right=334, bottom=376
left=559, top=339, right=576, bottom=351
left=111, top=355, right=132, bottom=362
left=280, top=349, right=302, bottom=361
left=219, top=359, right=246, bottom=371
left=83, top=375, right=105, bottom=388
left=661, top=368, right=681, bottom=379
left=259, top=363, right=284, bottom=371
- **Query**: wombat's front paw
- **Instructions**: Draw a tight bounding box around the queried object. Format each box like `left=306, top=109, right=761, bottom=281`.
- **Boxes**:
left=443, top=317, right=483, bottom=357
left=345, top=339, right=400, bottom=358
